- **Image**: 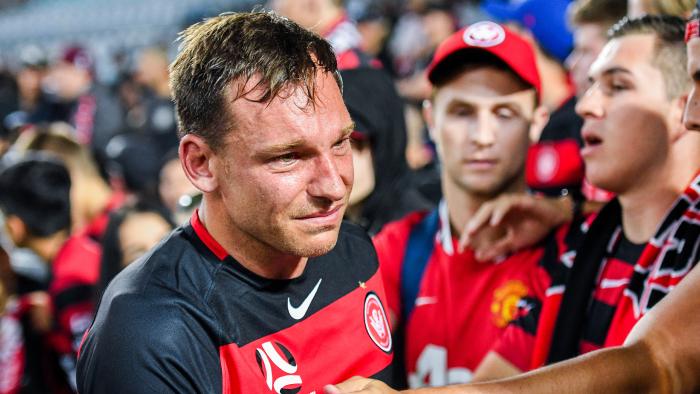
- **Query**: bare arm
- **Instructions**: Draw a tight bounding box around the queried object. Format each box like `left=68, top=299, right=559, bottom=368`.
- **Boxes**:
left=472, top=352, right=522, bottom=383
left=432, top=262, right=700, bottom=393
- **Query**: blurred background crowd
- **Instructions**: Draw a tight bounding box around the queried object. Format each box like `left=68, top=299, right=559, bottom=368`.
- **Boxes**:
left=0, top=0, right=695, bottom=393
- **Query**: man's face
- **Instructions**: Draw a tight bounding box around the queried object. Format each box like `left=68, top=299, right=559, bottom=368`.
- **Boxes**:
left=683, top=37, right=700, bottom=131
left=428, top=66, right=536, bottom=197
left=214, top=71, right=354, bottom=258
left=576, top=34, right=675, bottom=193
left=567, top=23, right=608, bottom=98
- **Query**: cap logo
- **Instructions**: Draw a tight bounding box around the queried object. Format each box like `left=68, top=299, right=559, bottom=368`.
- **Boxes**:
left=463, top=21, right=506, bottom=48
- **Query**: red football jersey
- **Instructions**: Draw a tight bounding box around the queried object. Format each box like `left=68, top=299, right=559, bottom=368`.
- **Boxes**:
left=374, top=202, right=548, bottom=387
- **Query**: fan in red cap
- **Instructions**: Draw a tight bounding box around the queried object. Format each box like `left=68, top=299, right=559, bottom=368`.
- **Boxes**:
left=426, top=21, right=541, bottom=98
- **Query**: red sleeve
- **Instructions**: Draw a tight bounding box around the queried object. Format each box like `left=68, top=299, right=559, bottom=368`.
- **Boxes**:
left=48, top=235, right=101, bottom=387
left=372, top=212, right=426, bottom=326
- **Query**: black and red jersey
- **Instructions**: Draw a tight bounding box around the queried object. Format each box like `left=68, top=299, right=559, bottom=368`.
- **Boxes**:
left=77, top=212, right=393, bottom=393
left=495, top=173, right=700, bottom=370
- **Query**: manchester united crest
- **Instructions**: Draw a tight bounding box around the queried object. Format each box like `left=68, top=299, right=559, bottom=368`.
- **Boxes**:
left=491, top=280, right=529, bottom=328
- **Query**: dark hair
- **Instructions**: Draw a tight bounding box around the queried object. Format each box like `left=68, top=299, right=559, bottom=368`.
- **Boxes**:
left=170, top=11, right=341, bottom=150
left=0, top=155, right=71, bottom=237
left=610, top=15, right=690, bottom=99
left=570, top=0, right=627, bottom=28
left=104, top=133, right=162, bottom=202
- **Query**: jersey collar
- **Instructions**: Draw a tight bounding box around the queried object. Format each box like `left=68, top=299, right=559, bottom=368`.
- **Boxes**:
left=190, top=209, right=228, bottom=261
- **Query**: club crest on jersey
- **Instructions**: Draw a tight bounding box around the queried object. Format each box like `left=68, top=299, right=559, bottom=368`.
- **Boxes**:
left=363, top=292, right=392, bottom=353
left=491, top=280, right=529, bottom=328
left=255, top=341, right=302, bottom=394
left=463, top=21, right=506, bottom=48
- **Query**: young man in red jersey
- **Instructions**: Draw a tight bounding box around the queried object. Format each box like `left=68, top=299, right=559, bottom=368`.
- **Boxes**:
left=372, top=21, right=553, bottom=388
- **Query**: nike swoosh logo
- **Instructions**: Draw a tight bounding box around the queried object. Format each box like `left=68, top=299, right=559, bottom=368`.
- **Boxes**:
left=415, top=296, right=437, bottom=307
left=287, top=278, right=322, bottom=320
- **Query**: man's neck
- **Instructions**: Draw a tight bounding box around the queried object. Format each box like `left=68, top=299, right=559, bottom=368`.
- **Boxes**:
left=198, top=200, right=307, bottom=280
left=442, top=174, right=527, bottom=240
left=618, top=163, right=697, bottom=244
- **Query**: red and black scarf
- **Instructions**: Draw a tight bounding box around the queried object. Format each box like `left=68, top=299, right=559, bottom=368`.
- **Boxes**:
left=547, top=173, right=700, bottom=363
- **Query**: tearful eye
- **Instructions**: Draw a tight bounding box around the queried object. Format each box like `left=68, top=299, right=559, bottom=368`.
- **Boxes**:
left=333, top=137, right=351, bottom=153
left=273, top=153, right=299, bottom=166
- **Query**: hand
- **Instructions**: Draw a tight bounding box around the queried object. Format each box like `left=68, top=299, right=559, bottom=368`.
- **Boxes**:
left=324, top=377, right=398, bottom=394
left=459, top=194, right=572, bottom=261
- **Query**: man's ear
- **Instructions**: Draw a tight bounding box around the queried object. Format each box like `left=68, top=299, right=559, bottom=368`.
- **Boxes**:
left=4, top=215, right=27, bottom=247
left=179, top=134, right=219, bottom=194
left=422, top=99, right=439, bottom=143
left=670, top=94, right=690, bottom=142
left=529, top=105, right=550, bottom=142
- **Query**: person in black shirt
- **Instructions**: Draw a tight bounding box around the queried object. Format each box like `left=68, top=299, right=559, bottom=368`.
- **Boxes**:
left=77, top=11, right=394, bottom=393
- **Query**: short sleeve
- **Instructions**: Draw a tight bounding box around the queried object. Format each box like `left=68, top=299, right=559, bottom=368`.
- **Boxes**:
left=77, top=293, right=221, bottom=394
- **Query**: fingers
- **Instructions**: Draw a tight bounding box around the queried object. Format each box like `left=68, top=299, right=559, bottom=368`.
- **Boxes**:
left=474, top=231, right=514, bottom=262
left=460, top=200, right=499, bottom=252
left=460, top=195, right=520, bottom=253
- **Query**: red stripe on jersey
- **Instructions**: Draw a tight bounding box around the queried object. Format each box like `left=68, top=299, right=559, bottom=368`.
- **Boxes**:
left=530, top=292, right=563, bottom=369
left=219, top=272, right=392, bottom=393
left=190, top=209, right=228, bottom=261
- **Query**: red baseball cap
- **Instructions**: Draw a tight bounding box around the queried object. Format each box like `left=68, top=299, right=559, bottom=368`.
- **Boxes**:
left=426, top=21, right=541, bottom=97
